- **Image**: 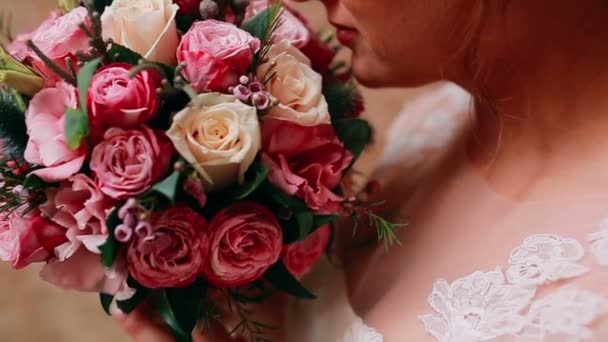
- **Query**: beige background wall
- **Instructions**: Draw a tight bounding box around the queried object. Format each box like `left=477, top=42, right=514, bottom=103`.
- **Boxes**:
left=0, top=1, right=410, bottom=340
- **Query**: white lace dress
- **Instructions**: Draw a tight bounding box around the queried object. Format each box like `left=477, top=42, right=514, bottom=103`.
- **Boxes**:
left=284, top=82, right=608, bottom=341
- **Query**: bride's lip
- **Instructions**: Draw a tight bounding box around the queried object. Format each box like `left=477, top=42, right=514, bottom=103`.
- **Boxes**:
left=333, top=24, right=359, bottom=47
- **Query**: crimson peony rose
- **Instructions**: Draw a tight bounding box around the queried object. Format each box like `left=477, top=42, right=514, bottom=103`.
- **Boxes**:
left=90, top=127, right=173, bottom=200
left=262, top=119, right=353, bottom=214
left=88, top=63, right=162, bottom=131
left=127, top=206, right=209, bottom=288
left=177, top=20, right=260, bottom=92
left=0, top=208, right=66, bottom=270
left=204, top=202, right=282, bottom=287
left=283, top=224, right=331, bottom=278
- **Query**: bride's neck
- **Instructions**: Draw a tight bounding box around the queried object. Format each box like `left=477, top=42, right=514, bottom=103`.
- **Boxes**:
left=462, top=2, right=608, bottom=200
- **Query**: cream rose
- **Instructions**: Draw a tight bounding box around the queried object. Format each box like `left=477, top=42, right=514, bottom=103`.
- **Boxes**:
left=101, top=0, right=179, bottom=65
left=257, top=42, right=330, bottom=126
left=167, top=93, right=261, bottom=192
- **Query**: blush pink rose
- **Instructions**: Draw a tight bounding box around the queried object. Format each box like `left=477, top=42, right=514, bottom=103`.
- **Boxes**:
left=8, top=10, right=62, bottom=62
left=127, top=206, right=209, bottom=288
left=41, top=249, right=135, bottom=300
left=283, top=224, right=331, bottom=278
left=41, top=174, right=115, bottom=261
left=88, top=63, right=162, bottom=132
left=90, top=127, right=173, bottom=200
left=28, top=7, right=91, bottom=85
left=246, top=0, right=310, bottom=48
left=24, top=81, right=87, bottom=182
left=0, top=208, right=66, bottom=269
left=204, top=202, right=283, bottom=287
left=262, top=119, right=353, bottom=214
left=177, top=20, right=261, bottom=92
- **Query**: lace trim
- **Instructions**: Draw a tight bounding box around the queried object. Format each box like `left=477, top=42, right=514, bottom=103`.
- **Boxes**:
left=340, top=316, right=384, bottom=342
left=419, top=231, right=608, bottom=342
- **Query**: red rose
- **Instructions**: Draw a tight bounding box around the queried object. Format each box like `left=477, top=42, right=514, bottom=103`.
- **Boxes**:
left=283, top=224, right=331, bottom=278
left=262, top=119, right=353, bottom=214
left=204, top=202, right=283, bottom=287
left=127, top=206, right=209, bottom=288
left=90, top=127, right=173, bottom=200
left=300, top=36, right=336, bottom=75
left=174, top=0, right=201, bottom=16
left=177, top=20, right=260, bottom=92
left=0, top=208, right=67, bottom=270
left=88, top=63, right=162, bottom=132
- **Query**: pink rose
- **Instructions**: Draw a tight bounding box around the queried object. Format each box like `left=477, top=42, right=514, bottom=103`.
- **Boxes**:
left=8, top=10, right=62, bottom=62
left=88, top=63, right=162, bottom=132
left=24, top=81, right=87, bottom=182
left=127, top=206, right=209, bottom=288
left=177, top=20, right=261, bottom=92
left=246, top=0, right=310, bottom=48
left=28, top=7, right=90, bottom=84
left=204, top=202, right=283, bottom=287
left=0, top=208, right=66, bottom=269
left=41, top=249, right=135, bottom=300
left=41, top=174, right=115, bottom=261
left=90, top=127, right=173, bottom=200
left=261, top=119, right=353, bottom=214
left=283, top=225, right=331, bottom=278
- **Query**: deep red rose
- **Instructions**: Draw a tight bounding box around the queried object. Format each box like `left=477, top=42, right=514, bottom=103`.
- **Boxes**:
left=204, top=202, right=283, bottom=287
left=262, top=119, right=353, bottom=214
left=283, top=224, right=331, bottom=278
left=127, top=206, right=209, bottom=288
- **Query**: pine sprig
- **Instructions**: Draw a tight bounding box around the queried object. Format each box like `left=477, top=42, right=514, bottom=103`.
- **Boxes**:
left=0, top=88, right=28, bottom=156
left=223, top=290, right=276, bottom=342
left=244, top=0, right=284, bottom=71
left=349, top=201, right=406, bottom=250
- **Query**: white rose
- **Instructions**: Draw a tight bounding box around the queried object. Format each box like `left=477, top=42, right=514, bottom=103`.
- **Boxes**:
left=167, top=93, right=261, bottom=192
left=101, top=0, right=179, bottom=65
left=257, top=42, right=330, bottom=126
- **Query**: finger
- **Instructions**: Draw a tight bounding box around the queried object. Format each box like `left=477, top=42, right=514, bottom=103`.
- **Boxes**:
left=113, top=304, right=173, bottom=342
left=195, top=321, right=240, bottom=342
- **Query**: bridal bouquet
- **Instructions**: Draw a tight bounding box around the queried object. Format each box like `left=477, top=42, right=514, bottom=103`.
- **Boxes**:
left=0, top=0, right=398, bottom=340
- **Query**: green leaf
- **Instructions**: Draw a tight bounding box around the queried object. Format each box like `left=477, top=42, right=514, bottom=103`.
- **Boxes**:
left=313, top=214, right=339, bottom=228
left=99, top=208, right=121, bottom=268
left=332, top=118, right=373, bottom=161
left=99, top=293, right=114, bottom=316
left=89, top=0, right=113, bottom=13
left=265, top=261, right=316, bottom=299
left=23, top=174, right=46, bottom=189
left=296, top=211, right=313, bottom=240
left=77, top=57, right=102, bottom=113
left=268, top=186, right=309, bottom=211
left=117, top=289, right=149, bottom=315
left=107, top=43, right=142, bottom=65
left=158, top=280, right=207, bottom=342
left=176, top=15, right=197, bottom=33
left=323, top=83, right=358, bottom=120
left=227, top=160, right=269, bottom=200
left=150, top=171, right=181, bottom=203
left=0, top=88, right=27, bottom=156
left=64, top=108, right=89, bottom=150
left=242, top=8, right=274, bottom=41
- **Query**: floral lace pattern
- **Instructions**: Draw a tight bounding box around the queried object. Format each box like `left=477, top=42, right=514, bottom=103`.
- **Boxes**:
left=419, top=231, right=608, bottom=342
left=341, top=316, right=384, bottom=342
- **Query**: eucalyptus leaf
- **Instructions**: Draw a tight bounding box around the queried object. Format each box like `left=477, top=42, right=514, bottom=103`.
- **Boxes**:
left=268, top=186, right=308, bottom=211
left=116, top=286, right=149, bottom=315
left=265, top=261, right=316, bottom=299
left=242, top=7, right=273, bottom=41
left=150, top=171, right=181, bottom=203
left=158, top=281, right=207, bottom=342
left=296, top=211, right=314, bottom=240
left=99, top=293, right=114, bottom=316
left=77, top=58, right=102, bottom=113
left=99, top=208, right=121, bottom=268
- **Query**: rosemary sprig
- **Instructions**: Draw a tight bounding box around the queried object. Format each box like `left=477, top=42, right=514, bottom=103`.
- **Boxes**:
left=223, top=289, right=276, bottom=342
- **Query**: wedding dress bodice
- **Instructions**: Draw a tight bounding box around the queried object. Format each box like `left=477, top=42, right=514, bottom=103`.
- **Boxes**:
left=284, top=82, right=608, bottom=342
